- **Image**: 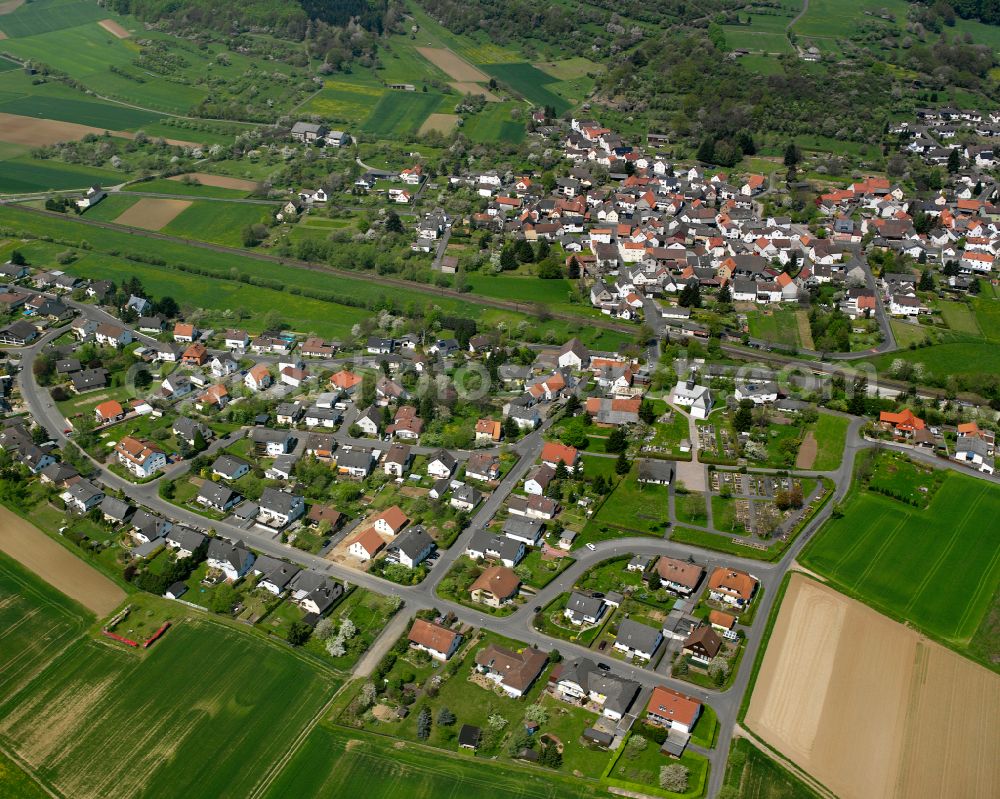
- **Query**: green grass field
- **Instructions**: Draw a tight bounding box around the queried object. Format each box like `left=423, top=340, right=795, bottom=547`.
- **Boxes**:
left=263, top=724, right=607, bottom=799
left=161, top=200, right=272, bottom=247
left=0, top=157, right=123, bottom=193
left=870, top=340, right=1000, bottom=378
left=465, top=274, right=572, bottom=305
left=807, top=412, right=849, bottom=471
left=938, top=301, right=982, bottom=336
left=800, top=471, right=1000, bottom=660
left=80, top=193, right=139, bottom=221
left=791, top=0, right=910, bottom=38
left=0, top=552, right=90, bottom=701
left=479, top=62, right=572, bottom=114
left=301, top=81, right=384, bottom=124
left=0, top=93, right=162, bottom=129
left=746, top=308, right=803, bottom=349
left=722, top=738, right=821, bottom=799
left=0, top=750, right=49, bottom=799
left=0, top=618, right=339, bottom=799
left=0, top=0, right=107, bottom=38
left=123, top=178, right=252, bottom=199
left=585, top=466, right=671, bottom=535
left=361, top=91, right=442, bottom=137
left=462, top=102, right=525, bottom=143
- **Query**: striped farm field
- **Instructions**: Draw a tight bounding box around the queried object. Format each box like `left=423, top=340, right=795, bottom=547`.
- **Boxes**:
left=263, top=724, right=607, bottom=799
left=480, top=62, right=572, bottom=114
left=361, top=90, right=442, bottom=137
left=0, top=0, right=106, bottom=38
left=0, top=93, right=161, bottom=129
left=161, top=200, right=272, bottom=247
left=0, top=618, right=339, bottom=799
left=800, top=470, right=1000, bottom=663
left=0, top=156, right=122, bottom=193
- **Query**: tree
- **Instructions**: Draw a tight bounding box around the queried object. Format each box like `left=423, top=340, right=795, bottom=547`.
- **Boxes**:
left=615, top=451, right=630, bottom=475
left=733, top=399, right=753, bottom=432
left=416, top=706, right=432, bottom=739
left=499, top=245, right=517, bottom=271
left=567, top=256, right=580, bottom=279
left=947, top=147, right=961, bottom=173
left=717, top=284, right=732, bottom=304
left=287, top=620, right=312, bottom=646
left=242, top=225, right=262, bottom=247
left=678, top=281, right=701, bottom=308
left=606, top=427, right=628, bottom=453
left=153, top=296, right=179, bottom=317
left=9, top=249, right=26, bottom=266
left=535, top=239, right=550, bottom=261
left=385, top=210, right=404, bottom=233
left=313, top=617, right=336, bottom=640
left=696, top=136, right=715, bottom=164
left=209, top=584, right=238, bottom=614
left=783, top=142, right=801, bottom=168
left=514, top=239, right=535, bottom=263
left=539, top=740, right=562, bottom=768
left=918, top=269, right=934, bottom=291
left=437, top=706, right=456, bottom=726
left=735, top=129, right=756, bottom=156
left=134, top=368, right=153, bottom=389
left=639, top=400, right=656, bottom=424
left=660, top=764, right=690, bottom=792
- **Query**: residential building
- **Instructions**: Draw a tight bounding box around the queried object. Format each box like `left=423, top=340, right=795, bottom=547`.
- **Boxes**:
left=469, top=566, right=521, bottom=608
left=474, top=644, right=547, bottom=698
left=408, top=619, right=462, bottom=661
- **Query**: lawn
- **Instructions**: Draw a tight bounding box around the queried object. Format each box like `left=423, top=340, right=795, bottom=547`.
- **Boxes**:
left=606, top=733, right=710, bottom=799
left=81, top=193, right=140, bottom=221
left=0, top=617, right=340, bottom=799
left=465, top=273, right=573, bottom=306
left=675, top=492, right=708, bottom=527
left=161, top=201, right=272, bottom=247
left=262, top=723, right=609, bottom=799
left=587, top=467, right=671, bottom=535
left=938, top=301, right=982, bottom=336
left=669, top=527, right=785, bottom=562
left=800, top=470, right=1000, bottom=663
left=479, top=63, right=572, bottom=114
left=302, top=589, right=400, bottom=671
left=871, top=340, right=1000, bottom=379
left=747, top=308, right=804, bottom=349
left=361, top=90, right=442, bottom=137
left=722, top=737, right=821, bottom=799
left=807, top=412, right=849, bottom=471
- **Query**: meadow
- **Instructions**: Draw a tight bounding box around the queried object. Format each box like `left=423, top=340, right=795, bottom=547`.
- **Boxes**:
left=870, top=340, right=1000, bottom=379
left=799, top=470, right=1000, bottom=662
left=161, top=200, right=272, bottom=247
left=746, top=308, right=804, bottom=349
left=360, top=90, right=444, bottom=137
left=808, top=412, right=849, bottom=471
left=301, top=81, right=384, bottom=124
left=123, top=178, right=252, bottom=199
left=586, top=466, right=671, bottom=536
left=465, top=273, right=572, bottom=305
left=263, top=723, right=608, bottom=799
left=480, top=62, right=571, bottom=114
left=723, top=736, right=822, bottom=799
left=791, top=0, right=910, bottom=40
left=0, top=618, right=339, bottom=799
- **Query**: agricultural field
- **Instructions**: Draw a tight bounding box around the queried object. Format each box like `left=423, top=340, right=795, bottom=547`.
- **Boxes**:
left=465, top=273, right=573, bottom=306
left=161, top=200, right=272, bottom=247
left=113, top=197, right=191, bottom=231
left=746, top=573, right=1000, bottom=799
left=0, top=617, right=339, bottom=799
left=360, top=90, right=444, bottom=137
left=123, top=178, right=252, bottom=199
left=870, top=340, right=1000, bottom=379
left=0, top=550, right=91, bottom=702
left=461, top=102, right=525, bottom=143
left=300, top=80, right=385, bottom=126
left=480, top=62, right=572, bottom=114
left=0, top=0, right=106, bottom=38
left=791, top=0, right=910, bottom=40
left=0, top=154, right=123, bottom=193
left=800, top=467, right=1000, bottom=661
left=262, top=724, right=607, bottom=799
left=0, top=93, right=161, bottom=129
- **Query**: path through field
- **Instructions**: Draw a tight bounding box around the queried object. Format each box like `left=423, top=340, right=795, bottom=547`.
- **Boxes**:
left=795, top=431, right=817, bottom=469
left=0, top=505, right=124, bottom=616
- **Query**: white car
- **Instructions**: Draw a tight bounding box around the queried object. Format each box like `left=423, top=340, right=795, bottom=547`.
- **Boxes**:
left=586, top=543, right=596, bottom=551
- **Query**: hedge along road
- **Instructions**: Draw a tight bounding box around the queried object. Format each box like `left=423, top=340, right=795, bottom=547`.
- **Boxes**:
left=0, top=203, right=636, bottom=334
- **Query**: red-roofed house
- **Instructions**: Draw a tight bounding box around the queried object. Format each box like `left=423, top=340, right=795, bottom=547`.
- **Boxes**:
left=540, top=442, right=579, bottom=473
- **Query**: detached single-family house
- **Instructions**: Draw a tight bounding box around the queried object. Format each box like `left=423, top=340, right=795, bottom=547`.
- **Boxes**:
left=613, top=618, right=663, bottom=661
left=474, top=644, right=547, bottom=698
left=408, top=619, right=462, bottom=661
left=645, top=686, right=702, bottom=735
left=708, top=567, right=758, bottom=608
left=258, top=488, right=305, bottom=528
left=469, top=565, right=521, bottom=608
left=207, top=538, right=255, bottom=582
left=347, top=527, right=385, bottom=561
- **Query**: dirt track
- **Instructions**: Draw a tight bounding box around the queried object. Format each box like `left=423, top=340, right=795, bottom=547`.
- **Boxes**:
left=795, top=431, right=817, bottom=469
left=416, top=47, right=489, bottom=83
left=167, top=172, right=258, bottom=191
left=746, top=573, right=1000, bottom=799
left=97, top=19, right=129, bottom=38
left=114, top=197, right=190, bottom=230
left=0, top=505, right=124, bottom=616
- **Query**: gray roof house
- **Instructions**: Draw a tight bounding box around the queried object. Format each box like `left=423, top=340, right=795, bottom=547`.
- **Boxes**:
left=387, top=526, right=436, bottom=568
left=613, top=618, right=664, bottom=660
left=564, top=591, right=606, bottom=625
